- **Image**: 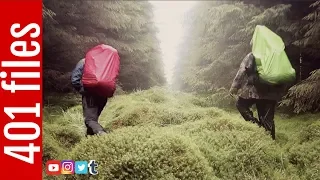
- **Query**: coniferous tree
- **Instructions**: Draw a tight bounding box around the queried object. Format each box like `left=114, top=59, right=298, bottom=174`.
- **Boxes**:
left=174, top=2, right=292, bottom=92
left=281, top=1, right=320, bottom=113
left=43, top=0, right=165, bottom=92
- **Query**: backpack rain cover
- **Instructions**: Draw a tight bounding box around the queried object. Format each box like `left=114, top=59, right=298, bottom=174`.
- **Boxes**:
left=82, top=44, right=120, bottom=97
left=251, top=25, right=296, bottom=85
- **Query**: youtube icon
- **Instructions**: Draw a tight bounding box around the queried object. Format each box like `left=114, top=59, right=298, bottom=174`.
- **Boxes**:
left=46, top=160, right=61, bottom=175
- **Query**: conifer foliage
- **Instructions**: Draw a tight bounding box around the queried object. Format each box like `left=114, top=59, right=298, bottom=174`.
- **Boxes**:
left=173, top=2, right=292, bottom=92
left=281, top=69, right=320, bottom=113
left=173, top=1, right=320, bottom=113
left=280, top=1, right=320, bottom=113
left=43, top=0, right=165, bottom=92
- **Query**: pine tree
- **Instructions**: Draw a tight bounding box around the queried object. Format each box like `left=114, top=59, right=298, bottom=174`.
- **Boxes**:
left=173, top=2, right=292, bottom=92
left=43, top=0, right=165, bottom=92
left=280, top=1, right=320, bottom=113
left=281, top=69, right=320, bottom=113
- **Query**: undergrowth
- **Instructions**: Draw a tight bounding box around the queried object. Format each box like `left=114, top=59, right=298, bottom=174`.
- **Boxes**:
left=43, top=87, right=320, bottom=180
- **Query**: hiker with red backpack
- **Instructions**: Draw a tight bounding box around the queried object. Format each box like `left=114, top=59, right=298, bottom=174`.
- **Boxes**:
left=229, top=25, right=296, bottom=140
left=71, top=44, right=120, bottom=136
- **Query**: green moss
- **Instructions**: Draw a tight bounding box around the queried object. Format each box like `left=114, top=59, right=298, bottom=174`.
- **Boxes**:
left=299, top=121, right=320, bottom=142
left=288, top=140, right=320, bottom=179
left=68, top=127, right=215, bottom=180
left=43, top=88, right=320, bottom=180
left=43, top=133, right=66, bottom=165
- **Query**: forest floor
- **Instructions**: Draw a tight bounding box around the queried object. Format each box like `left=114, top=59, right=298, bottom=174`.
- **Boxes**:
left=43, top=87, right=320, bottom=180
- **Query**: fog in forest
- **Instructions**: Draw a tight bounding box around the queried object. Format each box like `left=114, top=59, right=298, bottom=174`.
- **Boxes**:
left=43, top=1, right=320, bottom=179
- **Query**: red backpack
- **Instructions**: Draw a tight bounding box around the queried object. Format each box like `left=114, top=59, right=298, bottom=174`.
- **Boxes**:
left=82, top=44, right=120, bottom=97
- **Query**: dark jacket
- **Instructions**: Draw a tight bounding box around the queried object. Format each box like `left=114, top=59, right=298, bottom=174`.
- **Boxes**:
left=231, top=53, right=286, bottom=101
left=71, top=58, right=85, bottom=94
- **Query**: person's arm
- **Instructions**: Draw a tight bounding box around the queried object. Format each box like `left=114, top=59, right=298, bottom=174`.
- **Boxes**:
left=71, top=59, right=85, bottom=92
left=230, top=53, right=252, bottom=94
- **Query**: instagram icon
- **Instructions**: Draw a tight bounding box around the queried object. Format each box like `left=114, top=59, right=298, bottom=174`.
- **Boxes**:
left=61, top=160, right=75, bottom=174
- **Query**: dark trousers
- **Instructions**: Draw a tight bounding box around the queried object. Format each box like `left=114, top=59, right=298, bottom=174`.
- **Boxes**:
left=236, top=97, right=276, bottom=140
left=82, top=94, right=108, bottom=135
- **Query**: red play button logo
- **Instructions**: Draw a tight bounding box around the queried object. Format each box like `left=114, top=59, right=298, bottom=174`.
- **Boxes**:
left=46, top=160, right=61, bottom=175
left=48, top=164, right=59, bottom=171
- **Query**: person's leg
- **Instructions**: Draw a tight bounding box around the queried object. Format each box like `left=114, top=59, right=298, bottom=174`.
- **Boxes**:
left=256, top=99, right=276, bottom=140
left=82, top=94, right=105, bottom=135
left=82, top=96, right=94, bottom=136
left=97, top=97, right=108, bottom=117
left=236, top=97, right=260, bottom=125
left=95, top=96, right=108, bottom=133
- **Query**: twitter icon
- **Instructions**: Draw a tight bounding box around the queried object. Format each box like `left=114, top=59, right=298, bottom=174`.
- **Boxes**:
left=75, top=161, right=88, bottom=174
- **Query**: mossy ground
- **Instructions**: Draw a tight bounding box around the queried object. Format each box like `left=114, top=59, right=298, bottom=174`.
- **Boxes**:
left=43, top=87, right=320, bottom=180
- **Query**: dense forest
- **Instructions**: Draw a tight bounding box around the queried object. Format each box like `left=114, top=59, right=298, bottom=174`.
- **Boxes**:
left=43, top=1, right=320, bottom=179
left=43, top=0, right=165, bottom=93
left=173, top=0, right=320, bottom=113
left=43, top=0, right=320, bottom=113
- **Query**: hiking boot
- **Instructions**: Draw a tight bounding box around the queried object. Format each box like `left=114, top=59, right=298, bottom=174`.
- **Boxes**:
left=251, top=118, right=262, bottom=127
left=243, top=114, right=261, bottom=127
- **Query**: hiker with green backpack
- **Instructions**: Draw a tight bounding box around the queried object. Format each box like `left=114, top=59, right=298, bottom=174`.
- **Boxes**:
left=229, top=25, right=296, bottom=140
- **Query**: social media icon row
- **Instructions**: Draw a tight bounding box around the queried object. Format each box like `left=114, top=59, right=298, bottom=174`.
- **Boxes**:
left=46, top=160, right=98, bottom=175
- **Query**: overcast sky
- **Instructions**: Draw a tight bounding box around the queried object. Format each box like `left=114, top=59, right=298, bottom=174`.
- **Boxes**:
left=149, top=1, right=197, bottom=85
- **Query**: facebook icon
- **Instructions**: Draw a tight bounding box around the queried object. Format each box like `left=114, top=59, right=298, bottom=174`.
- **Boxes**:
left=88, top=160, right=98, bottom=175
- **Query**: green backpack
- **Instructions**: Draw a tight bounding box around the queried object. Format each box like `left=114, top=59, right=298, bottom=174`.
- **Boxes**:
left=251, top=25, right=296, bottom=85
